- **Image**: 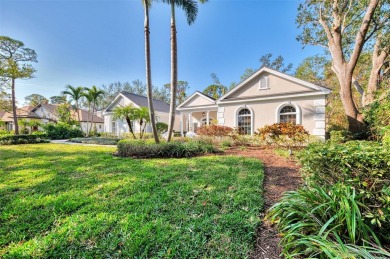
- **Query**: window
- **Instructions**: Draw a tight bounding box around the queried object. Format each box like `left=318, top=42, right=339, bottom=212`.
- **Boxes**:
left=259, top=76, right=269, bottom=90
left=279, top=105, right=297, bottom=124
left=200, top=117, right=213, bottom=126
left=99, top=125, right=102, bottom=129
left=237, top=108, right=252, bottom=135
left=112, top=121, right=117, bottom=133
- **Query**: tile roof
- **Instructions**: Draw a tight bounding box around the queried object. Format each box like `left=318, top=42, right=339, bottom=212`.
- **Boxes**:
left=120, top=91, right=174, bottom=113
left=73, top=109, right=104, bottom=123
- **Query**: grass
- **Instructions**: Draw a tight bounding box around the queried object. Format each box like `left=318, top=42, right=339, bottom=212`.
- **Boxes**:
left=0, top=144, right=264, bottom=258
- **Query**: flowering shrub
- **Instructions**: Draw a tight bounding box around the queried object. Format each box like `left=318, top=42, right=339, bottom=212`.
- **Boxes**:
left=257, top=123, right=309, bottom=149
left=196, top=125, right=234, bottom=137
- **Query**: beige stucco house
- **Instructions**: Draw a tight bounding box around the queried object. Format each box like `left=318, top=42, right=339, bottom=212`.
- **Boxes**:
left=177, top=67, right=331, bottom=139
left=102, top=92, right=180, bottom=136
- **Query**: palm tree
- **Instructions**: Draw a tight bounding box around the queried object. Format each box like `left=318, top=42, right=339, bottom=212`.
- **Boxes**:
left=62, top=85, right=85, bottom=128
left=83, top=86, right=105, bottom=136
left=135, top=107, right=150, bottom=139
left=163, top=0, right=206, bottom=141
left=142, top=0, right=160, bottom=144
left=113, top=105, right=137, bottom=139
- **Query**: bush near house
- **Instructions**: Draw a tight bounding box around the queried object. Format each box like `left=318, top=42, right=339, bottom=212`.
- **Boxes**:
left=268, top=141, right=390, bottom=258
left=0, top=134, right=49, bottom=145
left=117, top=139, right=215, bottom=158
left=196, top=125, right=234, bottom=137
left=43, top=123, right=84, bottom=140
left=257, top=123, right=309, bottom=149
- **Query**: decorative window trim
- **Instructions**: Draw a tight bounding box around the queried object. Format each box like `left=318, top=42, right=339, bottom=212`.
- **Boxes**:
left=234, top=106, right=255, bottom=136
left=259, top=76, right=270, bottom=90
left=276, top=102, right=302, bottom=124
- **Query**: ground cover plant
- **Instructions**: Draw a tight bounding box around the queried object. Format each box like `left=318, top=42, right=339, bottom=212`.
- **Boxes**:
left=268, top=141, right=390, bottom=258
left=70, top=137, right=119, bottom=145
left=0, top=144, right=264, bottom=257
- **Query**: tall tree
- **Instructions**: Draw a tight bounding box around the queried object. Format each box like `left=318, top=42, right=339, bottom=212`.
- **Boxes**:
left=164, top=80, right=189, bottom=105
left=0, top=89, right=12, bottom=111
left=83, top=86, right=105, bottom=136
left=163, top=0, right=207, bottom=142
left=24, top=94, right=48, bottom=106
left=50, top=95, right=67, bottom=104
left=61, top=85, right=86, bottom=127
left=296, top=0, right=389, bottom=133
left=203, top=73, right=227, bottom=99
left=0, top=36, right=37, bottom=135
left=143, top=0, right=160, bottom=143
left=113, top=105, right=137, bottom=139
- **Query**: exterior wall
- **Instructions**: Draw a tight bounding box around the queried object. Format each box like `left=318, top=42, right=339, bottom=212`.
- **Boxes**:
left=80, top=122, right=104, bottom=133
left=228, top=73, right=315, bottom=99
left=218, top=95, right=326, bottom=138
left=183, top=95, right=214, bottom=107
left=33, top=106, right=58, bottom=122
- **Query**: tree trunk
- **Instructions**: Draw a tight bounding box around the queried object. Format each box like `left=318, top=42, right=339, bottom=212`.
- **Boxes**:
left=126, top=117, right=136, bottom=139
left=76, top=103, right=82, bottom=130
left=11, top=78, right=19, bottom=135
left=144, top=3, right=160, bottom=144
left=90, top=103, right=95, bottom=136
left=334, top=65, right=365, bottom=133
left=167, top=1, right=177, bottom=142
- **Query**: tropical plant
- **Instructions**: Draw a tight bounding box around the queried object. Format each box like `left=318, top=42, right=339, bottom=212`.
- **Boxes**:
left=18, top=119, right=29, bottom=134
left=164, top=0, right=207, bottom=142
left=82, top=86, right=105, bottom=136
left=61, top=85, right=86, bottom=128
left=28, top=119, right=41, bottom=132
left=135, top=106, right=150, bottom=139
left=0, top=36, right=37, bottom=135
left=142, top=0, right=160, bottom=144
left=156, top=122, right=168, bottom=134
left=113, top=105, right=137, bottom=139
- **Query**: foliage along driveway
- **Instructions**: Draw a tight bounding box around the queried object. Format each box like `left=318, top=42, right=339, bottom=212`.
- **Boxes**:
left=0, top=144, right=264, bottom=258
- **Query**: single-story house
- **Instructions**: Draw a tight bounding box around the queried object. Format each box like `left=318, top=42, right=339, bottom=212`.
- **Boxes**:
left=102, top=92, right=180, bottom=136
left=177, top=67, right=331, bottom=139
left=0, top=103, right=104, bottom=133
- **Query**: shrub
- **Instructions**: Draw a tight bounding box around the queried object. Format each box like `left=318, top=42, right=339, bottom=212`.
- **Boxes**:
left=0, top=134, right=50, bottom=145
left=363, top=94, right=390, bottom=140
left=196, top=125, right=234, bottom=137
left=381, top=126, right=390, bottom=146
left=70, top=137, right=119, bottom=145
left=43, top=123, right=84, bottom=140
left=117, top=139, right=215, bottom=158
left=257, top=123, right=309, bottom=149
left=156, top=122, right=168, bottom=134
left=0, top=130, right=12, bottom=137
left=267, top=184, right=390, bottom=258
left=329, top=130, right=353, bottom=143
left=299, top=141, right=390, bottom=241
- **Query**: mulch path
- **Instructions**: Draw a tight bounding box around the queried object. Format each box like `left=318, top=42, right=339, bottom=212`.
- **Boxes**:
left=223, top=147, right=302, bottom=259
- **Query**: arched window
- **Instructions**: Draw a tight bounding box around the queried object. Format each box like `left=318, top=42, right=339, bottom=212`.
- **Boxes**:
left=237, top=108, right=252, bottom=135
left=279, top=105, right=297, bottom=124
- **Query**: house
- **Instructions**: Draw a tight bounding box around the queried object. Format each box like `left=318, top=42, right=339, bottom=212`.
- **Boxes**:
left=0, top=103, right=104, bottom=133
left=32, top=103, right=104, bottom=133
left=177, top=67, right=331, bottom=139
left=103, top=92, right=180, bottom=136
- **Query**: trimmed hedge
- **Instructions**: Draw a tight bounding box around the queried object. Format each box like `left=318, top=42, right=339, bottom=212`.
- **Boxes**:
left=44, top=123, right=84, bottom=140
left=117, top=139, right=215, bottom=158
left=0, top=134, right=50, bottom=145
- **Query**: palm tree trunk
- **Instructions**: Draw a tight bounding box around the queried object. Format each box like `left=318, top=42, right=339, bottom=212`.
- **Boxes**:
left=167, top=1, right=177, bottom=142
left=144, top=2, right=160, bottom=144
left=126, top=117, right=137, bottom=139
left=76, top=103, right=81, bottom=130
left=90, top=103, right=95, bottom=135
left=11, top=78, right=19, bottom=135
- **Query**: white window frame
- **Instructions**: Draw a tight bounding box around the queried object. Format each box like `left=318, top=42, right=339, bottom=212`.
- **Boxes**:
left=259, top=76, right=269, bottom=90
left=234, top=106, right=255, bottom=136
left=276, top=102, right=302, bottom=124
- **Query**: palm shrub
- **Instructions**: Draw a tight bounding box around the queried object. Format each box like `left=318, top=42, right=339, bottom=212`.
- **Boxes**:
left=267, top=184, right=390, bottom=258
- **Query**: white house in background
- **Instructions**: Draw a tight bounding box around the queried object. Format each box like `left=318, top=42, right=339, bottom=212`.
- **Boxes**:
left=102, top=92, right=180, bottom=136
left=0, top=103, right=104, bottom=133
left=177, top=67, right=331, bottom=139
left=32, top=103, right=104, bottom=133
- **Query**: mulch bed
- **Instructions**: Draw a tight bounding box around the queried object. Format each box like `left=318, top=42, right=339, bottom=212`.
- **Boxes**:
left=224, top=147, right=302, bottom=259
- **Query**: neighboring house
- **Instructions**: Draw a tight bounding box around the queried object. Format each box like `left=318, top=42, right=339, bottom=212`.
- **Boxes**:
left=0, top=103, right=104, bottom=133
left=103, top=92, right=180, bottom=136
left=32, top=103, right=104, bottom=133
left=177, top=67, right=331, bottom=139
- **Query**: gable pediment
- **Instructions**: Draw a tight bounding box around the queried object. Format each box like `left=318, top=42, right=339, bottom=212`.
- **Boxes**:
left=178, top=92, right=216, bottom=109
left=219, top=67, right=330, bottom=102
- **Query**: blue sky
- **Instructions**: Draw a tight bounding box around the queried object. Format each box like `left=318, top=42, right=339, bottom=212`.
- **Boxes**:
left=0, top=0, right=322, bottom=104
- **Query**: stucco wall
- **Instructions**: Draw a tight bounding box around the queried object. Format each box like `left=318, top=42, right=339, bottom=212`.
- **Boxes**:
left=182, top=95, right=214, bottom=107
left=218, top=95, right=326, bottom=138
left=228, top=73, right=316, bottom=99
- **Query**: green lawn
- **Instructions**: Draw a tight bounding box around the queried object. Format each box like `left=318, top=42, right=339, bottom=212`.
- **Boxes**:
left=0, top=144, right=264, bottom=258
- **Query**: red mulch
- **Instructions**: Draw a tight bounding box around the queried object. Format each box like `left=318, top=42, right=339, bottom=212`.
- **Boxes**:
left=223, top=147, right=302, bottom=259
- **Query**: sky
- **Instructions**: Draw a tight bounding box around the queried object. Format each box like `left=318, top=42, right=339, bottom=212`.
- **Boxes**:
left=0, top=0, right=323, bottom=105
